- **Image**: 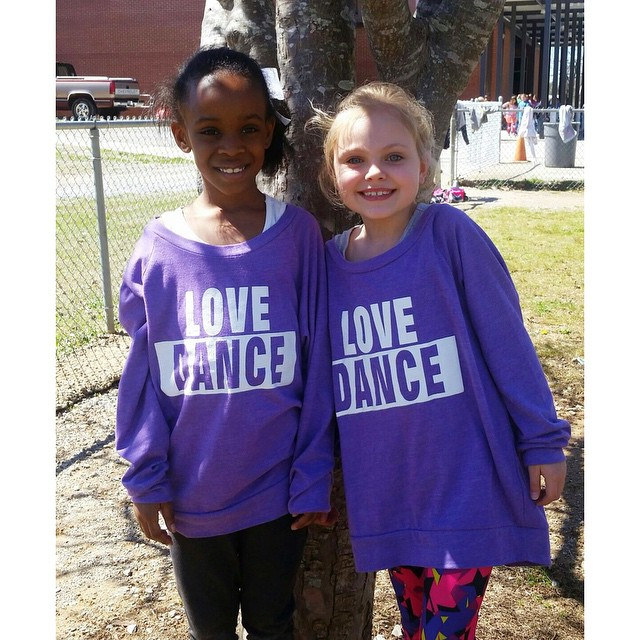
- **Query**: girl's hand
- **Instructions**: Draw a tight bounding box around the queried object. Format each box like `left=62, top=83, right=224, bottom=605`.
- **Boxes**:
left=314, top=506, right=339, bottom=527
left=291, top=507, right=339, bottom=530
left=132, top=501, right=176, bottom=546
left=528, top=460, right=567, bottom=506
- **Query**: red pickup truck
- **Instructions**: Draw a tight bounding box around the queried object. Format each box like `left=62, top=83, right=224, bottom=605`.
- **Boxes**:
left=56, top=62, right=143, bottom=119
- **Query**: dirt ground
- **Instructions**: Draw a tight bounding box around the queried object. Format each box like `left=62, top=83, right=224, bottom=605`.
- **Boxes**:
left=56, top=189, right=584, bottom=640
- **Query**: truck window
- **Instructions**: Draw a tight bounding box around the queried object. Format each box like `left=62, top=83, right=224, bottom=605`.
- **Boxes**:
left=57, top=63, right=76, bottom=76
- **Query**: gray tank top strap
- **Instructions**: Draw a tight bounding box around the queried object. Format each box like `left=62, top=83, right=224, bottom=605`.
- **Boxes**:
left=334, top=203, right=428, bottom=257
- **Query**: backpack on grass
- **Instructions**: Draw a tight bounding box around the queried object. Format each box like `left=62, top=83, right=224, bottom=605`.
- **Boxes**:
left=430, top=186, right=468, bottom=204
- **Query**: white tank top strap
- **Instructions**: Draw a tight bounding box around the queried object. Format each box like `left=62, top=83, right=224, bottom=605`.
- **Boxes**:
left=159, top=194, right=287, bottom=241
left=264, top=195, right=287, bottom=231
left=159, top=208, right=201, bottom=241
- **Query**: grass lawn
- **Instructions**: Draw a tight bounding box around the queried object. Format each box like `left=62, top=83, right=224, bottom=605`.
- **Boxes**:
left=56, top=190, right=196, bottom=355
left=468, top=205, right=584, bottom=403
left=467, top=204, right=584, bottom=639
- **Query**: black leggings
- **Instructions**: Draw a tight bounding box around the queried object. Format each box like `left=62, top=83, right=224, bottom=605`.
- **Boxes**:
left=170, top=515, right=307, bottom=640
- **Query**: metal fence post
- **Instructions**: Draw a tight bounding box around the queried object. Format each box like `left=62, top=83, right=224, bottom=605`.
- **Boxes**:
left=449, top=108, right=457, bottom=187
left=498, top=106, right=503, bottom=159
left=89, top=125, right=115, bottom=334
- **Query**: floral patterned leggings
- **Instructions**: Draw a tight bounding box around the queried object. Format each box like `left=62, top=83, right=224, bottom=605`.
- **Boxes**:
left=388, top=566, right=492, bottom=640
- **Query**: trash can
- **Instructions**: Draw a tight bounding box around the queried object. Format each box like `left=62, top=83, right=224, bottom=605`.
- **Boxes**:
left=543, top=122, right=577, bottom=168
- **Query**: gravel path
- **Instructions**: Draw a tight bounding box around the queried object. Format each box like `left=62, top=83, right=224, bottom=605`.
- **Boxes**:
left=57, top=388, right=186, bottom=639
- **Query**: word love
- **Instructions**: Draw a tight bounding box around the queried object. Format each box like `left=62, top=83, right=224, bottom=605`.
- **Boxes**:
left=184, top=286, right=270, bottom=337
left=341, top=297, right=417, bottom=356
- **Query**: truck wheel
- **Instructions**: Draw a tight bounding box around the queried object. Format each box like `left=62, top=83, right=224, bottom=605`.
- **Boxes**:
left=71, top=97, right=97, bottom=120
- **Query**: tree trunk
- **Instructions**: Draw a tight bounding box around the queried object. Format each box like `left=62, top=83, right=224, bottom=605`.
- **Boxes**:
left=414, top=0, right=506, bottom=151
left=200, top=0, right=278, bottom=67
left=199, top=2, right=503, bottom=638
left=359, top=0, right=428, bottom=94
left=274, top=0, right=356, bottom=233
left=273, top=5, right=374, bottom=634
left=293, top=460, right=375, bottom=639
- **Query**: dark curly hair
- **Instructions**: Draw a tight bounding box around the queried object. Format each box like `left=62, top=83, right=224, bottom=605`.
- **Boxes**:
left=153, top=46, right=292, bottom=177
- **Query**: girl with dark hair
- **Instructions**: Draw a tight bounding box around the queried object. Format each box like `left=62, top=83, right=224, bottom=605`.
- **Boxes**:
left=116, top=46, right=335, bottom=640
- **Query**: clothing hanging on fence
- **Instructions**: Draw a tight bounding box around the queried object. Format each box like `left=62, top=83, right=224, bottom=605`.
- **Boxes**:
left=517, top=106, right=538, bottom=161
left=443, top=125, right=469, bottom=149
left=517, top=106, right=537, bottom=139
left=469, top=105, right=489, bottom=132
left=443, top=103, right=469, bottom=149
left=558, top=105, right=576, bottom=143
left=455, top=103, right=467, bottom=133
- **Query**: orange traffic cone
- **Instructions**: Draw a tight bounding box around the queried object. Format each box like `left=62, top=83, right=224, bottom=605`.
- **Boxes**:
left=514, top=135, right=527, bottom=161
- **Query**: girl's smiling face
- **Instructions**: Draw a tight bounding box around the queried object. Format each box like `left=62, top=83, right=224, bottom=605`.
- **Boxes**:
left=171, top=71, right=275, bottom=203
left=333, top=107, right=428, bottom=225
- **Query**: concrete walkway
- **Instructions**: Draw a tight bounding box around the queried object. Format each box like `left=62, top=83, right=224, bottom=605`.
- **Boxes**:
left=456, top=186, right=584, bottom=212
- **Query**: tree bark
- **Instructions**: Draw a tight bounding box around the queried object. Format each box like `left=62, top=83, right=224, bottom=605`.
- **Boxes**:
left=359, top=0, right=428, bottom=94
left=274, top=0, right=356, bottom=233
left=414, top=0, right=506, bottom=150
left=293, top=460, right=375, bottom=640
left=200, top=0, right=278, bottom=66
left=275, top=8, right=374, bottom=634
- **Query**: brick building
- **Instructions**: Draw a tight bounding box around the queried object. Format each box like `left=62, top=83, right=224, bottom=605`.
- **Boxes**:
left=56, top=1, right=583, bottom=113
left=56, top=0, right=204, bottom=101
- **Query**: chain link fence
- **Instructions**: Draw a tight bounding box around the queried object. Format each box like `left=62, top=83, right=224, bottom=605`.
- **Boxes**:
left=56, top=118, right=200, bottom=410
left=439, top=104, right=584, bottom=190
left=56, top=111, right=584, bottom=410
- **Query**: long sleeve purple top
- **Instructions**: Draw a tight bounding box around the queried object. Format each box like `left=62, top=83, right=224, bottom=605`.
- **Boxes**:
left=326, top=203, right=570, bottom=572
left=115, top=204, right=335, bottom=537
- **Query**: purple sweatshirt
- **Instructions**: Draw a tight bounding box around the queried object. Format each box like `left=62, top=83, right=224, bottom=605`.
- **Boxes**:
left=326, top=203, right=570, bottom=572
left=116, top=204, right=334, bottom=537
